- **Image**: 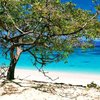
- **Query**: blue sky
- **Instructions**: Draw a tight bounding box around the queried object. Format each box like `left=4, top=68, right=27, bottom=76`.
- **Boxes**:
left=61, top=0, right=96, bottom=12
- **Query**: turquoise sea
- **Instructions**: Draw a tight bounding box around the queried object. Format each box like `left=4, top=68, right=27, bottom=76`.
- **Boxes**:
left=0, top=47, right=100, bottom=75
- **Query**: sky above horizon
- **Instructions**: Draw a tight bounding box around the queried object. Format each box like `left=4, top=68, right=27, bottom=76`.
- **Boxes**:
left=61, top=0, right=96, bottom=12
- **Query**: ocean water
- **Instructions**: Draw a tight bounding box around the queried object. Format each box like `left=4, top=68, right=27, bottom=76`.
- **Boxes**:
left=0, top=47, right=100, bottom=75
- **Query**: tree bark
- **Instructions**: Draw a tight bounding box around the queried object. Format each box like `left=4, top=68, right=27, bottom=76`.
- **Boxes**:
left=7, top=58, right=18, bottom=80
left=7, top=46, right=22, bottom=80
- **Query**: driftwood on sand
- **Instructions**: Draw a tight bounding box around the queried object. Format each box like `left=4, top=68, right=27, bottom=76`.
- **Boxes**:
left=0, top=65, right=8, bottom=78
left=0, top=78, right=100, bottom=100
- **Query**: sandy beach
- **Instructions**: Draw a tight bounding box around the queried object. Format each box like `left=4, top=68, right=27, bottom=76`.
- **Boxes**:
left=15, top=69, right=100, bottom=86
left=0, top=69, right=100, bottom=100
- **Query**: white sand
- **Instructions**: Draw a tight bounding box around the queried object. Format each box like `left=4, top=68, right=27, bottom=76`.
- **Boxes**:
left=15, top=69, right=100, bottom=86
left=1, top=69, right=100, bottom=100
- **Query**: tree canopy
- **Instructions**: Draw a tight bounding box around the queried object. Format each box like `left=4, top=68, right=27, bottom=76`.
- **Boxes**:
left=0, top=0, right=100, bottom=80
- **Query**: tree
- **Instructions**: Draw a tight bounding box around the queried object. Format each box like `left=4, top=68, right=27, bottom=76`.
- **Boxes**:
left=0, top=0, right=100, bottom=80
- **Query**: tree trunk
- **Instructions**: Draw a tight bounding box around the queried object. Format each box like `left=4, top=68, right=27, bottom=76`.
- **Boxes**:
left=7, top=47, right=22, bottom=80
left=7, top=58, right=18, bottom=80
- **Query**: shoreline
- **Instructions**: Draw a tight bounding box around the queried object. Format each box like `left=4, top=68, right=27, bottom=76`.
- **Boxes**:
left=15, top=68, right=100, bottom=86
left=16, top=67, right=100, bottom=76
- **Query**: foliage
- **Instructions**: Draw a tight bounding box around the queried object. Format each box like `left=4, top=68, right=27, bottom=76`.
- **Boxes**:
left=0, top=0, right=100, bottom=79
left=87, top=82, right=97, bottom=88
left=87, top=82, right=100, bottom=90
left=92, top=0, right=100, bottom=11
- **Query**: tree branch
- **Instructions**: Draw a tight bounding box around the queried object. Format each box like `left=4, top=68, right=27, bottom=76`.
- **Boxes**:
left=50, top=12, right=98, bottom=37
left=29, top=50, right=59, bottom=81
